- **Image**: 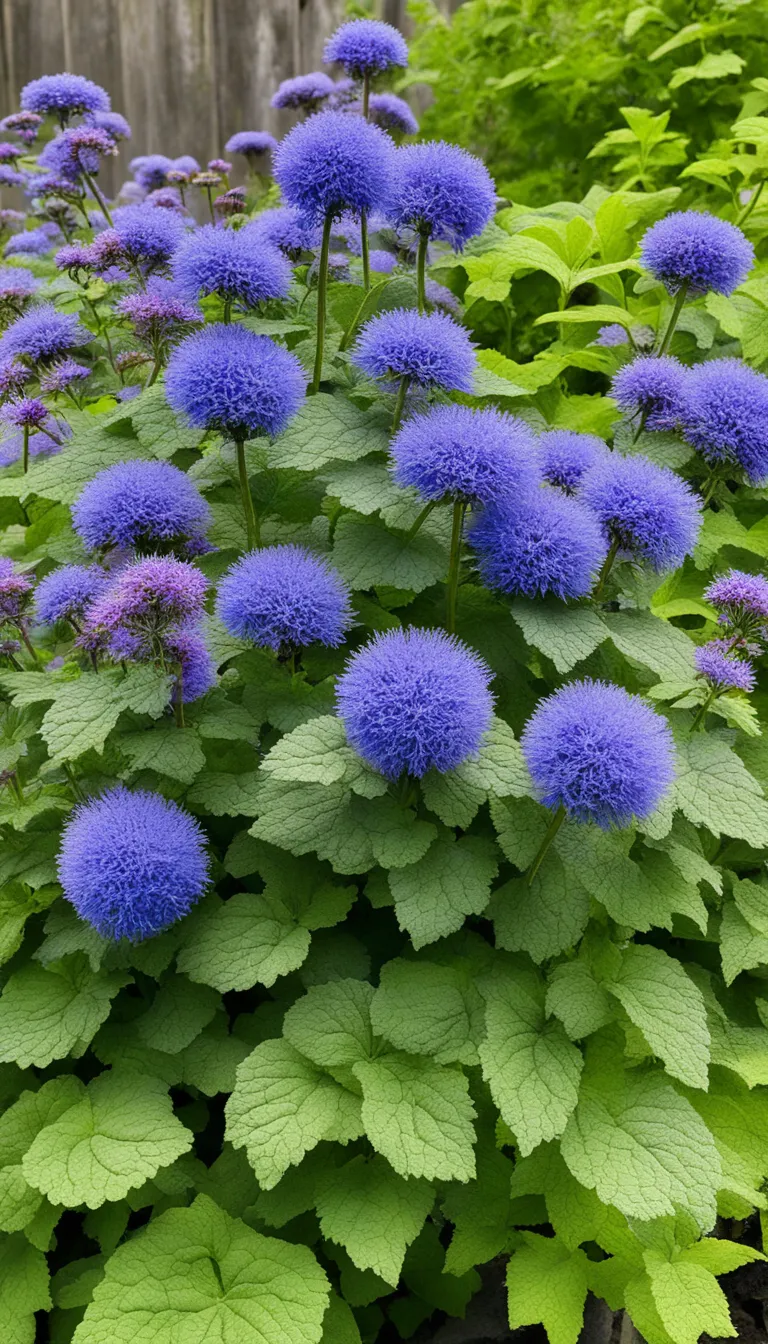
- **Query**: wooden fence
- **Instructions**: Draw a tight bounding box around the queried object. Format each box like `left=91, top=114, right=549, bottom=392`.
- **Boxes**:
left=0, top=0, right=426, bottom=191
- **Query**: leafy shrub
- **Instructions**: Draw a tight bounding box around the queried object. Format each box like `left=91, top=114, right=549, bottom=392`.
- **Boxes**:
left=0, top=19, right=768, bottom=1344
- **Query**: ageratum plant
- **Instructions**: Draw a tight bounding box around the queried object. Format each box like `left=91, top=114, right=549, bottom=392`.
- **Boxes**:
left=1, top=19, right=768, bottom=1344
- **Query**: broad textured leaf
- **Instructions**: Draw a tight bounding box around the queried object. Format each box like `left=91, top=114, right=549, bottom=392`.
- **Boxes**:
left=720, top=900, right=768, bottom=985
left=0, top=1076, right=83, bottom=1235
left=136, top=977, right=220, bottom=1054
left=674, top=733, right=768, bottom=847
left=333, top=515, right=447, bottom=593
left=442, top=1145, right=515, bottom=1276
left=370, top=959, right=484, bottom=1066
left=283, top=980, right=375, bottom=1070
left=269, top=393, right=390, bottom=470
left=506, top=1234, right=589, bottom=1344
left=316, top=1155, right=433, bottom=1284
left=603, top=609, right=695, bottom=680
left=118, top=728, right=205, bottom=785
left=0, top=1234, right=51, bottom=1344
left=645, top=1257, right=736, bottom=1344
left=606, top=944, right=710, bottom=1089
left=546, top=961, right=614, bottom=1041
left=511, top=600, right=608, bottom=673
left=0, top=958, right=130, bottom=1069
left=388, top=833, right=499, bottom=949
left=177, top=893, right=314, bottom=992
left=490, top=852, right=591, bottom=964
left=353, top=1053, right=476, bottom=1182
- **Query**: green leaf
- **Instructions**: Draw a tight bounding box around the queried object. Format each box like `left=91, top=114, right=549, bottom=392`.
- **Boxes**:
left=0, top=957, right=130, bottom=1069
left=479, top=968, right=583, bottom=1155
left=226, top=1039, right=363, bottom=1190
left=22, top=1072, right=192, bottom=1210
left=673, top=733, right=768, bottom=847
left=40, top=667, right=171, bottom=764
left=603, top=609, right=695, bottom=680
left=370, top=959, right=484, bottom=1066
left=333, top=515, right=447, bottom=593
left=180, top=1019, right=250, bottom=1097
left=534, top=303, right=634, bottom=328
left=130, top=383, right=203, bottom=457
left=320, top=1294, right=362, bottom=1344
left=0, top=1234, right=50, bottom=1344
left=260, top=716, right=356, bottom=785
left=118, top=728, right=205, bottom=784
left=316, top=1155, right=434, bottom=1285
left=733, top=876, right=768, bottom=935
left=645, top=1256, right=735, bottom=1344
left=270, top=393, right=390, bottom=470
left=546, top=960, right=614, bottom=1041
left=606, top=945, right=709, bottom=1089
left=442, top=1144, right=515, bottom=1276
left=177, top=893, right=313, bottom=992
left=560, top=1052, right=721, bottom=1228
left=136, top=977, right=220, bottom=1054
left=720, top=899, right=768, bottom=985
left=425, top=714, right=532, bottom=826
left=73, top=1193, right=330, bottom=1344
left=0, top=1077, right=83, bottom=1235
left=506, top=1234, right=589, bottom=1344
left=511, top=600, right=608, bottom=673
left=251, top=777, right=376, bottom=874
left=490, top=852, right=591, bottom=964
left=388, top=833, right=499, bottom=949
left=353, top=1053, right=476, bottom=1182
left=283, top=980, right=375, bottom=1069
left=187, top=770, right=262, bottom=817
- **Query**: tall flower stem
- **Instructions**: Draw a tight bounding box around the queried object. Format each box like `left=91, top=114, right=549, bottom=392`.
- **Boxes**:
left=737, top=179, right=765, bottom=228
left=362, top=72, right=371, bottom=119
left=63, top=762, right=85, bottom=801
left=690, top=686, right=718, bottom=733
left=81, top=170, right=113, bottom=227
left=657, top=280, right=689, bottom=356
left=526, top=803, right=567, bottom=885
left=9, top=771, right=24, bottom=804
left=18, top=624, right=39, bottom=666
left=223, top=298, right=232, bottom=324
left=22, top=426, right=29, bottom=475
left=392, top=375, right=410, bottom=432
left=310, top=212, right=333, bottom=395
left=174, top=665, right=185, bottom=728
left=405, top=499, right=438, bottom=541
left=205, top=186, right=216, bottom=224
left=417, top=230, right=429, bottom=314
left=360, top=212, right=371, bottom=292
left=592, top=534, right=621, bottom=600
left=339, top=278, right=388, bottom=351
left=235, top=438, right=260, bottom=550
left=446, top=499, right=467, bottom=634
left=629, top=409, right=648, bottom=447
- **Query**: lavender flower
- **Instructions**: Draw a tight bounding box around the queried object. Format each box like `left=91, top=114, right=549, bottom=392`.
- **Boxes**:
left=0, top=112, right=43, bottom=142
left=73, top=460, right=211, bottom=556
left=173, top=156, right=201, bottom=178
left=130, top=154, right=175, bottom=191
left=369, top=249, right=396, bottom=273
left=0, top=418, right=67, bottom=467
left=391, top=403, right=538, bottom=503
left=0, top=144, right=20, bottom=163
left=273, top=110, right=394, bottom=225
left=425, top=280, right=460, bottom=316
left=34, top=564, right=109, bottom=626
left=21, top=73, right=110, bottom=121
left=0, top=166, right=24, bottom=188
left=0, top=556, right=33, bottom=625
left=324, top=19, right=408, bottom=76
left=681, top=358, right=768, bottom=486
left=0, top=360, right=30, bottom=397
left=521, top=679, right=675, bottom=828
left=581, top=454, right=701, bottom=573
left=365, top=93, right=418, bottom=136
left=111, top=204, right=186, bottom=272
left=87, top=110, right=131, bottom=141
left=337, top=627, right=494, bottom=779
left=612, top=354, right=689, bottom=432
left=117, top=280, right=202, bottom=347
left=538, top=430, right=609, bottom=493
left=388, top=142, right=496, bottom=250
left=58, top=787, right=209, bottom=940
left=5, top=228, right=55, bottom=259
left=470, top=490, right=608, bottom=600
left=271, top=72, right=335, bottom=111
left=39, top=360, right=90, bottom=394
left=705, top=570, right=768, bottom=628
left=0, top=304, right=86, bottom=365
left=38, top=126, right=116, bottom=183
left=165, top=324, right=305, bottom=440
left=640, top=210, right=753, bottom=297
left=694, top=640, right=755, bottom=692
left=225, top=131, right=278, bottom=160
left=594, top=324, right=629, bottom=348
left=217, top=545, right=352, bottom=651
left=83, top=556, right=208, bottom=656
left=145, top=187, right=185, bottom=213
left=354, top=308, right=475, bottom=392
left=2, top=397, right=49, bottom=429
left=242, top=207, right=318, bottom=260
left=166, top=626, right=216, bottom=703
left=172, top=224, right=291, bottom=307
left=55, top=243, right=95, bottom=277
left=0, top=265, right=39, bottom=307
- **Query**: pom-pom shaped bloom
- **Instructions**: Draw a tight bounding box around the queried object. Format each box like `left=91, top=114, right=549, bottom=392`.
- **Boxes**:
left=217, top=545, right=352, bottom=651
left=324, top=18, right=408, bottom=75
left=173, top=155, right=200, bottom=178
left=425, top=279, right=460, bottom=316
left=337, top=627, right=493, bottom=779
left=0, top=143, right=20, bottom=163
left=0, top=111, right=42, bottom=140
left=208, top=158, right=231, bottom=176
left=172, top=224, right=291, bottom=307
left=366, top=92, right=418, bottom=136
left=85, top=556, right=207, bottom=640
left=145, top=186, right=185, bottom=212
left=369, top=250, right=396, bottom=273
left=640, top=210, right=753, bottom=297
left=39, top=359, right=90, bottom=394
left=111, top=204, right=186, bottom=270
left=0, top=265, right=39, bottom=303
left=58, top=786, right=208, bottom=940
left=5, top=228, right=54, bottom=258
left=538, top=430, right=609, bottom=493
left=522, top=679, right=674, bottom=828
left=391, top=403, right=538, bottom=503
left=34, top=564, right=108, bottom=625
left=166, top=626, right=216, bottom=703
left=87, top=110, right=131, bottom=141
left=705, top=569, right=768, bottom=623
left=354, top=307, right=475, bottom=391
left=2, top=396, right=49, bottom=429
left=225, top=130, right=277, bottom=158
left=0, top=360, right=30, bottom=396
left=130, top=154, right=174, bottom=190
left=21, top=73, right=110, bottom=119
left=471, top=490, right=607, bottom=600
left=581, top=453, right=701, bottom=573
left=0, top=556, right=33, bottom=624
left=681, top=358, right=768, bottom=486
left=388, top=142, right=495, bottom=250
left=243, top=206, right=318, bottom=259
left=116, top=280, right=202, bottom=345
left=612, top=354, right=689, bottom=431
left=0, top=165, right=23, bottom=188
left=595, top=323, right=629, bottom=347
left=55, top=242, right=94, bottom=276
left=271, top=72, right=335, bottom=110
left=274, top=110, right=393, bottom=224
left=166, top=323, right=305, bottom=440
left=73, top=460, right=211, bottom=555
left=0, top=303, right=86, bottom=365
left=694, top=640, right=755, bottom=692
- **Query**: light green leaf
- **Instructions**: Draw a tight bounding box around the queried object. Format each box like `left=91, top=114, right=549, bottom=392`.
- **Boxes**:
left=606, top=944, right=710, bottom=1089
left=73, top=1194, right=330, bottom=1344
left=226, top=1039, right=363, bottom=1190
left=479, top=969, right=583, bottom=1155
left=353, top=1053, right=476, bottom=1183
left=118, top=728, right=205, bottom=785
left=322, top=461, right=410, bottom=517
left=442, top=1145, right=515, bottom=1276
left=370, top=959, right=484, bottom=1066
left=603, top=609, right=695, bottom=680
left=333, top=515, right=447, bottom=593
left=732, top=876, right=768, bottom=935
left=388, top=833, right=499, bottom=949
left=136, top=977, right=220, bottom=1054
left=534, top=304, right=634, bottom=329
left=259, top=715, right=354, bottom=786
left=645, top=1256, right=735, bottom=1344
left=23, top=1072, right=192, bottom=1210
left=131, top=383, right=203, bottom=457
left=0, top=957, right=130, bottom=1069
left=720, top=900, right=768, bottom=985
left=180, top=1019, right=250, bottom=1097
left=251, top=777, right=376, bottom=874
left=283, top=980, right=375, bottom=1070
left=506, top=1234, right=589, bottom=1344
left=187, top=770, right=262, bottom=817
left=270, top=393, right=390, bottom=470
left=674, top=733, right=768, bottom=847
left=0, top=1234, right=51, bottom=1344
left=546, top=960, right=614, bottom=1041
left=41, top=667, right=171, bottom=764
left=320, top=1294, right=362, bottom=1344
left=0, top=1076, right=83, bottom=1235
left=511, top=600, right=608, bottom=673
left=316, top=1155, right=433, bottom=1285
left=490, top=851, right=591, bottom=964
left=177, top=893, right=313, bottom=992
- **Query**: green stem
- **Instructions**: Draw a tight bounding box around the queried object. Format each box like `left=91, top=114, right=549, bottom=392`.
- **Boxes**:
left=22, top=425, right=29, bottom=475
left=417, top=230, right=429, bottom=314
left=360, top=211, right=370, bottom=292
left=17, top=624, right=39, bottom=665
left=338, top=279, right=388, bottom=351
left=174, top=665, right=185, bottom=728
left=392, top=375, right=410, bottom=432
left=629, top=408, right=647, bottom=447
left=526, top=804, right=567, bottom=885
left=147, top=356, right=162, bottom=387
left=9, top=771, right=24, bottom=804
left=223, top=298, right=232, bottom=323
left=396, top=772, right=415, bottom=807
left=737, top=179, right=765, bottom=228
left=593, top=533, right=621, bottom=600
left=690, top=685, right=718, bottom=733
left=63, top=762, right=84, bottom=802
left=406, top=499, right=438, bottom=541
left=701, top=469, right=721, bottom=507
left=446, top=500, right=467, bottom=634
left=657, top=279, right=689, bottom=356
left=310, top=213, right=333, bottom=395
left=236, top=439, right=259, bottom=550
left=206, top=186, right=215, bottom=224
left=362, top=72, right=370, bottom=119
left=81, top=169, right=113, bottom=226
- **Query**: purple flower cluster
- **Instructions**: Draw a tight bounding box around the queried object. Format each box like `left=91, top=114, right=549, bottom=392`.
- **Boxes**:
left=271, top=72, right=335, bottom=111
left=538, top=430, right=608, bottom=493
left=72, top=460, right=211, bottom=556
left=0, top=304, right=86, bottom=365
left=117, top=280, right=203, bottom=347
left=111, top=204, right=186, bottom=272
left=21, top=73, right=110, bottom=121
left=34, top=564, right=109, bottom=626
left=471, top=491, right=607, bottom=600
left=611, top=354, right=689, bottom=431
left=217, top=545, right=352, bottom=651
left=581, top=453, right=701, bottom=573
left=172, top=225, right=291, bottom=307
left=165, top=323, right=305, bottom=440
left=0, top=556, right=33, bottom=626
left=681, top=359, right=768, bottom=486
left=243, top=208, right=318, bottom=260
left=390, top=403, right=538, bottom=503
left=354, top=308, right=475, bottom=392
left=274, top=111, right=393, bottom=224
left=640, top=210, right=753, bottom=297
left=694, top=640, right=755, bottom=693
left=130, top=154, right=175, bottom=191
left=225, top=131, right=277, bottom=159
left=365, top=93, right=418, bottom=137
left=324, top=18, right=409, bottom=76
left=389, top=142, right=496, bottom=250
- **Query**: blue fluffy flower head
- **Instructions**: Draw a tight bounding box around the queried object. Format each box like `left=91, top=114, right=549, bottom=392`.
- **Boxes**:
left=21, top=73, right=110, bottom=122
left=217, top=545, right=353, bottom=651
left=388, top=142, right=496, bottom=250
left=354, top=307, right=475, bottom=392
left=681, top=358, right=768, bottom=486
left=581, top=453, right=701, bottom=573
left=165, top=323, right=305, bottom=441
left=522, top=678, right=675, bottom=828
left=694, top=640, right=755, bottom=693
left=471, top=489, right=607, bottom=601
left=324, top=18, right=408, bottom=76
left=58, top=786, right=209, bottom=940
left=34, top=564, right=109, bottom=626
left=172, top=224, right=291, bottom=307
left=72, top=460, right=211, bottom=557
left=337, top=626, right=494, bottom=779
left=273, top=110, right=394, bottom=225
left=225, top=131, right=277, bottom=159
left=640, top=210, right=753, bottom=297
left=538, top=430, right=608, bottom=493
left=611, top=354, right=689, bottom=431
left=0, top=303, right=86, bottom=366
left=391, top=403, right=539, bottom=504
left=271, top=72, right=335, bottom=111
left=112, top=204, right=186, bottom=272
left=242, top=207, right=318, bottom=260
